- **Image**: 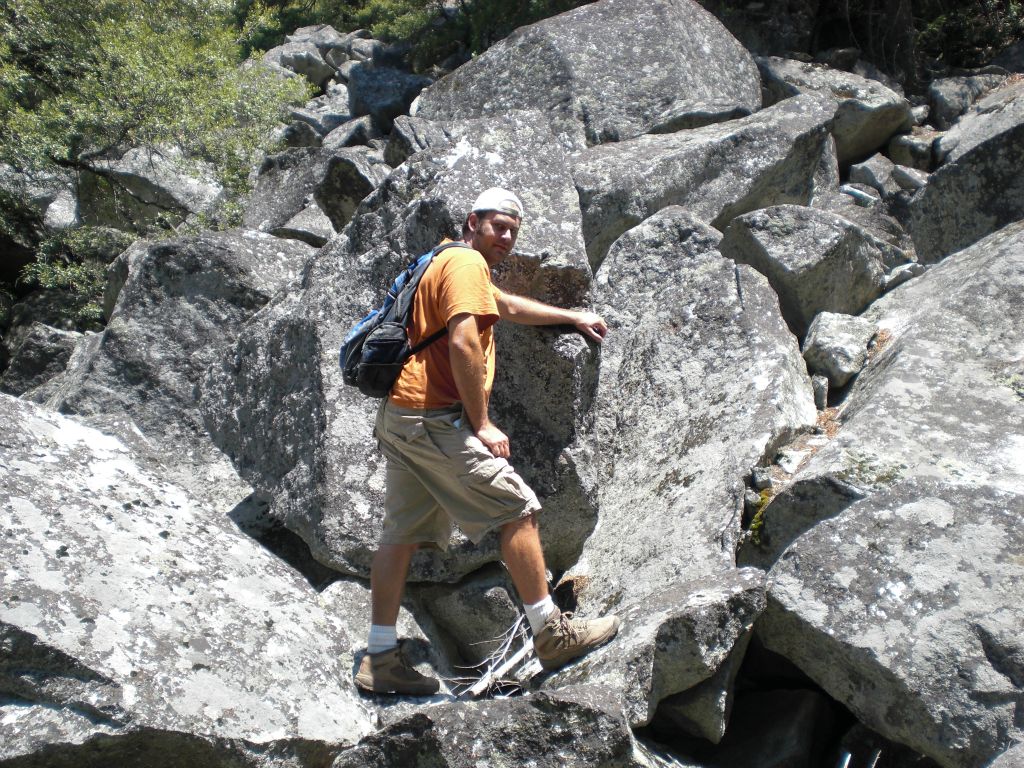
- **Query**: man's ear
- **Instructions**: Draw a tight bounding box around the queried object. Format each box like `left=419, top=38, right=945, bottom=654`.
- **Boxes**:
left=466, top=211, right=479, bottom=234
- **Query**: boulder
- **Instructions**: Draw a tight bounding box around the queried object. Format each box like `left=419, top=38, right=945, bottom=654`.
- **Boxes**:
left=312, top=146, right=391, bottom=231
left=849, top=153, right=900, bottom=197
left=322, top=115, right=385, bottom=150
left=572, top=91, right=838, bottom=267
left=290, top=90, right=352, bottom=136
left=544, top=570, right=766, bottom=729
left=650, top=629, right=751, bottom=743
left=333, top=687, right=639, bottom=767
left=284, top=23, right=346, bottom=51
left=384, top=115, right=451, bottom=167
left=281, top=119, right=323, bottom=148
left=0, top=395, right=371, bottom=761
left=29, top=230, right=315, bottom=510
left=909, top=79, right=1024, bottom=262
left=990, top=742, right=1024, bottom=768
left=747, top=221, right=1024, bottom=767
left=414, top=565, right=521, bottom=666
left=201, top=110, right=595, bottom=582
left=415, top=0, right=761, bottom=152
left=720, top=204, right=913, bottom=337
left=243, top=146, right=387, bottom=236
left=77, top=146, right=222, bottom=233
left=272, top=200, right=336, bottom=247
left=561, top=207, right=815, bottom=617
left=0, top=322, right=82, bottom=396
left=262, top=41, right=336, bottom=88
left=346, top=64, right=432, bottom=132
left=757, top=56, right=912, bottom=163
left=928, top=72, right=1007, bottom=130
left=801, top=312, right=877, bottom=388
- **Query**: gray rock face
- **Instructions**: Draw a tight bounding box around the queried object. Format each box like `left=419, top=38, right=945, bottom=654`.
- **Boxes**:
left=563, top=208, right=815, bottom=617
left=573, top=91, right=838, bottom=267
left=273, top=200, right=335, bottom=247
left=384, top=115, right=451, bottom=167
left=652, top=630, right=750, bottom=743
left=290, top=90, right=352, bottom=136
left=749, top=221, right=1024, bottom=767
left=910, top=80, right=1024, bottom=262
left=546, top=570, right=766, bottom=730
left=757, top=56, right=912, bottom=163
left=332, top=687, right=638, bottom=767
left=415, top=0, right=761, bottom=152
left=322, top=115, right=385, bottom=150
left=0, top=322, right=82, bottom=396
left=346, top=64, right=432, bottom=132
left=849, top=153, right=900, bottom=197
left=312, top=147, right=391, bottom=231
left=888, top=127, right=937, bottom=171
left=78, top=147, right=222, bottom=233
left=801, top=312, right=877, bottom=388
left=30, top=230, right=314, bottom=507
left=262, top=41, right=336, bottom=88
left=990, top=742, right=1024, bottom=768
left=928, top=73, right=1007, bottom=130
left=720, top=204, right=912, bottom=337
left=0, top=395, right=371, bottom=758
left=201, top=110, right=594, bottom=582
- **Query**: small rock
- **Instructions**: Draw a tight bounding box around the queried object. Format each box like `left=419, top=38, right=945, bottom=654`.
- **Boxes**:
left=803, top=312, right=877, bottom=388
left=812, top=374, right=829, bottom=410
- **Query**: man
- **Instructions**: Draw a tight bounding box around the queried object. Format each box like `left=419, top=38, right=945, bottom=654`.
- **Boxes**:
left=355, top=188, right=620, bottom=695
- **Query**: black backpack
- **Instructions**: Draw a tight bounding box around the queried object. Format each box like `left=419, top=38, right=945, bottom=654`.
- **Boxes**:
left=339, top=241, right=466, bottom=397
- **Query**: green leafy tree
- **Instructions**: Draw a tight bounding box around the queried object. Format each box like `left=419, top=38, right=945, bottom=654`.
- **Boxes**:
left=0, top=0, right=310, bottom=325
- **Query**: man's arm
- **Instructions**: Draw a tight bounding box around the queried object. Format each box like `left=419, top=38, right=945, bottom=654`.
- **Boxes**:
left=448, top=312, right=510, bottom=458
left=496, top=292, right=608, bottom=342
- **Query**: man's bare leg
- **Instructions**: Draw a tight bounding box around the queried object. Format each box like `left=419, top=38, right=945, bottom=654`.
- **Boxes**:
left=370, top=542, right=418, bottom=625
left=500, top=513, right=548, bottom=604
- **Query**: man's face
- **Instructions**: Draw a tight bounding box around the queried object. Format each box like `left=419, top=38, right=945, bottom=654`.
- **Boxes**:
left=468, top=211, right=520, bottom=266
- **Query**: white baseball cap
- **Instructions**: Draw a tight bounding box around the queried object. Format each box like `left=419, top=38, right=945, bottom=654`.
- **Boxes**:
left=471, top=187, right=524, bottom=219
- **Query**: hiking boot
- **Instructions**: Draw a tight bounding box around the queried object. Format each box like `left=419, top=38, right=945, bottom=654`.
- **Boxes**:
left=533, top=609, right=621, bottom=672
left=354, top=645, right=440, bottom=695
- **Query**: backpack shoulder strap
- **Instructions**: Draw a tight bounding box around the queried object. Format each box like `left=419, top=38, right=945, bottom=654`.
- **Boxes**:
left=404, top=240, right=473, bottom=354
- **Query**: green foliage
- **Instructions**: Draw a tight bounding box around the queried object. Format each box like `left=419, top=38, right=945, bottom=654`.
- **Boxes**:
left=20, top=227, right=134, bottom=327
left=916, top=0, right=1024, bottom=68
left=1, top=0, right=311, bottom=191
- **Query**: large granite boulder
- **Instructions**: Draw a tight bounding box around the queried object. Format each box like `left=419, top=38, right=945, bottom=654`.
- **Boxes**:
left=346, top=64, right=432, bottom=132
left=801, top=312, right=877, bottom=388
left=720, top=204, right=913, bottom=338
left=28, top=230, right=315, bottom=508
left=572, top=91, right=838, bottom=267
left=262, top=40, right=336, bottom=88
left=201, top=110, right=596, bottom=582
left=746, top=221, right=1024, bottom=766
left=77, top=146, right=222, bottom=233
left=414, top=0, right=761, bottom=153
left=563, top=207, right=815, bottom=615
left=0, top=395, right=371, bottom=763
left=333, top=687, right=640, bottom=767
left=545, top=569, right=766, bottom=730
left=243, top=146, right=387, bottom=236
left=909, top=79, right=1024, bottom=262
left=928, top=72, right=1007, bottom=130
left=0, top=322, right=82, bottom=396
left=757, top=56, right=912, bottom=164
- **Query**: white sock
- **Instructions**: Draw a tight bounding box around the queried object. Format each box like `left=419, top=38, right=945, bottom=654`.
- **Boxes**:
left=524, top=595, right=558, bottom=635
left=368, top=624, right=398, bottom=654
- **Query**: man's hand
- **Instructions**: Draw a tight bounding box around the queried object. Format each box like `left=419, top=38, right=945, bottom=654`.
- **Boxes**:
left=476, top=422, right=510, bottom=459
left=573, top=311, right=608, bottom=342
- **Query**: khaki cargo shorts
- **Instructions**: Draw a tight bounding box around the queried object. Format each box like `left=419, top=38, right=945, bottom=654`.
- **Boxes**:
left=374, top=399, right=541, bottom=550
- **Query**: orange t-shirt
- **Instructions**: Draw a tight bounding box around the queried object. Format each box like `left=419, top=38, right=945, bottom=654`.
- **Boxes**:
left=389, top=243, right=502, bottom=408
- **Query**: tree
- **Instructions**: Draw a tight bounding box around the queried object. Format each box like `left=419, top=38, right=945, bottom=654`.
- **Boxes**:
left=0, top=0, right=310, bottom=323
